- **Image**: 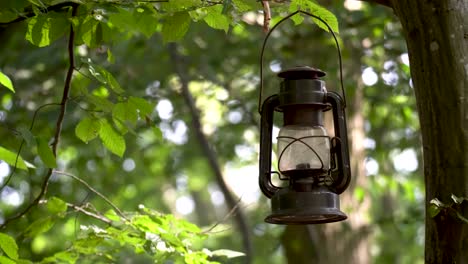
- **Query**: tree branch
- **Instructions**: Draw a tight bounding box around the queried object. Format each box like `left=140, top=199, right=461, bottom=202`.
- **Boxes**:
left=0, top=103, right=61, bottom=192
left=0, top=6, right=78, bottom=229
left=66, top=202, right=113, bottom=225
left=203, top=196, right=242, bottom=234
left=168, top=43, right=253, bottom=263
left=54, top=170, right=128, bottom=221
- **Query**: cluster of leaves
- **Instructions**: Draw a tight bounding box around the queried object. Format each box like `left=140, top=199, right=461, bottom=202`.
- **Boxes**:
left=429, top=194, right=468, bottom=224
left=0, top=198, right=242, bottom=263
left=0, top=0, right=340, bottom=168
left=72, top=60, right=155, bottom=157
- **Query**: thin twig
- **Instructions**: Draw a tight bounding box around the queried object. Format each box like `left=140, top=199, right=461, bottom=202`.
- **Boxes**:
left=0, top=103, right=61, bottom=192
left=0, top=6, right=78, bottom=229
left=66, top=202, right=113, bottom=225
left=54, top=170, right=129, bottom=221
left=203, top=196, right=243, bottom=234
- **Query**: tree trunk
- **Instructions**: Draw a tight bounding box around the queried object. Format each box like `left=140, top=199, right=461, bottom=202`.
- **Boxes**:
left=389, top=1, right=468, bottom=263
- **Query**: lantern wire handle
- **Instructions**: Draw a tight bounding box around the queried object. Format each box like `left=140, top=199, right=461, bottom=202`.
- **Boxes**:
left=259, top=10, right=346, bottom=114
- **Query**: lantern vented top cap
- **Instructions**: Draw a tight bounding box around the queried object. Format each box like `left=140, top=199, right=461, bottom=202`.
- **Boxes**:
left=278, top=66, right=326, bottom=80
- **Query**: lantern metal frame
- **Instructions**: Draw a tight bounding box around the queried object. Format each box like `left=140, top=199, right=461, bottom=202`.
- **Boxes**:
left=258, top=11, right=351, bottom=225
left=258, top=10, right=347, bottom=114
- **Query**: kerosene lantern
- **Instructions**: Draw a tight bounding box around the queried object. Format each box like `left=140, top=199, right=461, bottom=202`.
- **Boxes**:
left=258, top=11, right=351, bottom=225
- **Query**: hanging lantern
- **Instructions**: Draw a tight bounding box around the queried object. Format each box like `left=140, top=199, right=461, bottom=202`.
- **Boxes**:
left=258, top=11, right=351, bottom=225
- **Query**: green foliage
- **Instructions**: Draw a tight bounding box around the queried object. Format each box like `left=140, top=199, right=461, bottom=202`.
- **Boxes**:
left=24, top=218, right=55, bottom=238
left=128, top=96, right=154, bottom=117
left=202, top=6, right=230, bottom=32
left=46, top=197, right=67, bottom=216
left=0, top=71, right=14, bottom=93
left=85, top=60, right=124, bottom=94
left=0, top=147, right=29, bottom=170
left=0, top=233, right=18, bottom=260
left=36, top=137, right=57, bottom=168
left=25, top=12, right=70, bottom=47
left=37, top=206, right=242, bottom=263
left=429, top=195, right=468, bottom=224
left=75, top=117, right=101, bottom=143
left=289, top=0, right=339, bottom=33
left=98, top=118, right=126, bottom=157
left=162, top=12, right=191, bottom=43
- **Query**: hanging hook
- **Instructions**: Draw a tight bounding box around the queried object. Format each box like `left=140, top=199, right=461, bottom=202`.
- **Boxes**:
left=258, top=10, right=347, bottom=114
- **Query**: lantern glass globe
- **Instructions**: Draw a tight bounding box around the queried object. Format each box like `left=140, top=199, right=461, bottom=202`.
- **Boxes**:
left=277, top=125, right=330, bottom=175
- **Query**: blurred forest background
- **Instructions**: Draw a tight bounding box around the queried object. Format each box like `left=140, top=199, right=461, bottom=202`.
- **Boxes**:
left=0, top=0, right=425, bottom=263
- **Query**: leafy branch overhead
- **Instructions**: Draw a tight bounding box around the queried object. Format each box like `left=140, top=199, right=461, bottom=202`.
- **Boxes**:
left=0, top=0, right=338, bottom=156
left=1, top=0, right=338, bottom=46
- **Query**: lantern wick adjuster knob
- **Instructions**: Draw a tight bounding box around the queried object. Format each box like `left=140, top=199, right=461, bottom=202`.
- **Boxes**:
left=278, top=66, right=326, bottom=80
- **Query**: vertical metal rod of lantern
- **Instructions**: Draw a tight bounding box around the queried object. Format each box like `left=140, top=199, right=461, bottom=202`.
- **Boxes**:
left=258, top=10, right=351, bottom=225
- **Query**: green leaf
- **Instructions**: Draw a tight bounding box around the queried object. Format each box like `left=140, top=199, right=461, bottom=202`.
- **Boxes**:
left=177, top=219, right=201, bottom=233
left=0, top=233, right=18, bottom=260
left=75, top=117, right=101, bottom=143
left=13, top=259, right=32, bottom=264
left=428, top=203, right=441, bottom=218
left=107, top=48, right=115, bottom=64
left=211, top=249, right=245, bottom=259
left=75, top=16, right=102, bottom=47
left=36, top=137, right=56, bottom=168
left=162, top=12, right=191, bottom=43
left=46, top=197, right=68, bottom=216
left=289, top=0, right=339, bottom=33
left=42, top=250, right=78, bottom=263
left=0, top=71, right=14, bottom=93
left=160, top=0, right=200, bottom=12
left=71, top=73, right=90, bottom=97
left=24, top=218, right=54, bottom=238
left=0, top=8, right=20, bottom=22
left=132, top=215, right=160, bottom=233
left=0, top=1, right=29, bottom=10
left=203, top=6, right=230, bottom=32
left=87, top=63, right=124, bottom=94
left=0, top=146, right=28, bottom=170
left=128, top=96, right=154, bottom=116
left=429, top=198, right=445, bottom=218
left=132, top=7, right=158, bottom=37
left=85, top=94, right=114, bottom=112
left=232, top=0, right=256, bottom=12
left=113, top=102, right=138, bottom=126
left=108, top=7, right=158, bottom=37
left=0, top=256, right=16, bottom=264
left=104, top=210, right=120, bottom=222
left=25, top=12, right=70, bottom=47
left=17, top=126, right=35, bottom=147
left=99, top=119, right=126, bottom=157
